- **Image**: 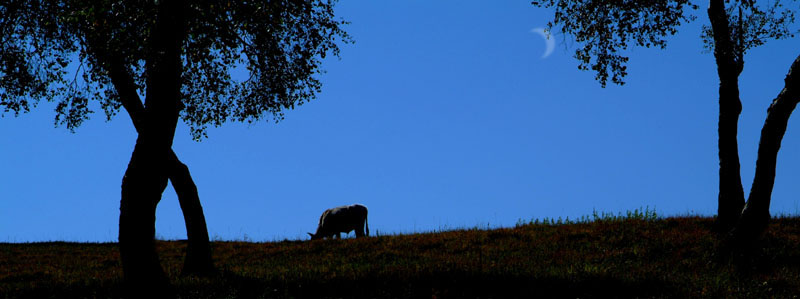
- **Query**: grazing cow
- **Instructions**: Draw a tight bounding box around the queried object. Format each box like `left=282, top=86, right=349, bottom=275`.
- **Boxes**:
left=308, top=204, right=369, bottom=240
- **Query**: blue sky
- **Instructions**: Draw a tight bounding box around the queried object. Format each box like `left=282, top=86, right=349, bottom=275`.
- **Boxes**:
left=2, top=1, right=799, bottom=242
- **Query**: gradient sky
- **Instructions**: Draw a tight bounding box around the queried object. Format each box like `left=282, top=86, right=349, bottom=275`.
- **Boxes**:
left=2, top=1, right=800, bottom=242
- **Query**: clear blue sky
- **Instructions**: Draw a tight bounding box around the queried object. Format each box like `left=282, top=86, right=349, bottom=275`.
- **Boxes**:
left=2, top=1, right=799, bottom=242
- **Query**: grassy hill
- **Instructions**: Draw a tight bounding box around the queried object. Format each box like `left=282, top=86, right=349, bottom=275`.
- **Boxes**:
left=3, top=214, right=800, bottom=298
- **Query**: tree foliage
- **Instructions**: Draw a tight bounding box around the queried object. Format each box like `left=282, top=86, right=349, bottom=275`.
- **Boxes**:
left=0, top=0, right=351, bottom=139
left=532, top=0, right=698, bottom=86
left=700, top=1, right=796, bottom=58
left=531, top=0, right=797, bottom=87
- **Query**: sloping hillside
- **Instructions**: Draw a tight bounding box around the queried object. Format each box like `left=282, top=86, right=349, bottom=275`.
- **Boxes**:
left=3, top=216, right=800, bottom=298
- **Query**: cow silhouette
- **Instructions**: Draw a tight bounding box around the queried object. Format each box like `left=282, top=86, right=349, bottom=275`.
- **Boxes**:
left=308, top=204, right=369, bottom=240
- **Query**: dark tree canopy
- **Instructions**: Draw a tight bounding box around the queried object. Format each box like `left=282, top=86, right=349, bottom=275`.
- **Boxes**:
left=532, top=0, right=796, bottom=87
left=0, top=0, right=351, bottom=139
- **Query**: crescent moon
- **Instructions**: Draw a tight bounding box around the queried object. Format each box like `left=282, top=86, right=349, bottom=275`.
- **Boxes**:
left=531, top=27, right=555, bottom=59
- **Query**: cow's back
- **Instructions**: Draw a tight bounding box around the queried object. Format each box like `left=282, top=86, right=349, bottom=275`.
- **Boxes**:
left=324, top=205, right=366, bottom=231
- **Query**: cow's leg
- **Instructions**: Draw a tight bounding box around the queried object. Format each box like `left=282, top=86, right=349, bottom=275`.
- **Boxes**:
left=336, top=233, right=341, bottom=239
left=355, top=227, right=364, bottom=238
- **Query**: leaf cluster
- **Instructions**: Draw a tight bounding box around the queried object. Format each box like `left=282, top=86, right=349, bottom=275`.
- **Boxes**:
left=0, top=0, right=352, bottom=139
left=0, top=1, right=80, bottom=124
left=532, top=0, right=698, bottom=87
left=179, top=0, right=352, bottom=139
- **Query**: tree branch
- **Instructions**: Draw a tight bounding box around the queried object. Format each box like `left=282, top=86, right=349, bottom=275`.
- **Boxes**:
left=732, top=53, right=800, bottom=243
left=107, top=57, right=146, bottom=133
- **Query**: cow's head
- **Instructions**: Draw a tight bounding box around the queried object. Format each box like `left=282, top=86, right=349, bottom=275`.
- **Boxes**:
left=307, top=232, right=320, bottom=240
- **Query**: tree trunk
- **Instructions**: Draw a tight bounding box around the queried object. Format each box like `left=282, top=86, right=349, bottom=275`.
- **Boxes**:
left=708, top=0, right=746, bottom=232
left=715, top=79, right=746, bottom=232
left=118, top=0, right=186, bottom=295
left=168, top=150, right=214, bottom=275
left=119, top=140, right=173, bottom=295
left=732, top=54, right=800, bottom=243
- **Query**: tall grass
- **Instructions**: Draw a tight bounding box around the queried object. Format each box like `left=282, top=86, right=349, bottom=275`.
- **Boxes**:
left=517, top=206, right=659, bottom=226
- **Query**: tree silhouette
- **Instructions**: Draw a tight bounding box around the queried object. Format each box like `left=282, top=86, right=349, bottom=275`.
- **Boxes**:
left=0, top=0, right=350, bottom=294
left=531, top=0, right=798, bottom=244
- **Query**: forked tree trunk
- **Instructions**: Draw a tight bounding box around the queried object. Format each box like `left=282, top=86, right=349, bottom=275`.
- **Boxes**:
left=708, top=1, right=800, bottom=244
left=118, top=0, right=186, bottom=295
left=118, top=150, right=213, bottom=293
left=732, top=54, right=800, bottom=243
left=708, top=0, right=746, bottom=232
left=106, top=55, right=214, bottom=276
